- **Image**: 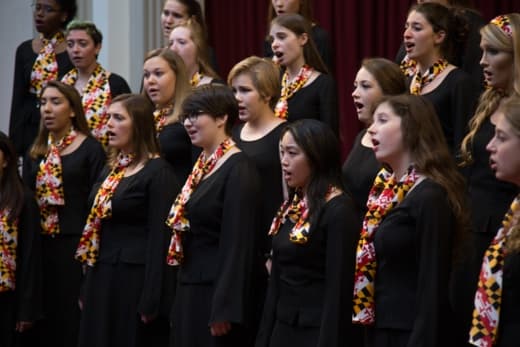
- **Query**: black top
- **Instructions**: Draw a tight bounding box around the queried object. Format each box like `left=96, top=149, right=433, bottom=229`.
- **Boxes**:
left=395, top=9, right=485, bottom=90
left=9, top=39, right=74, bottom=156
left=158, top=121, right=193, bottom=185
left=371, top=179, right=456, bottom=347
left=255, top=194, right=360, bottom=347
left=178, top=152, right=260, bottom=325
left=286, top=73, right=338, bottom=137
left=23, top=137, right=106, bottom=235
left=342, top=129, right=381, bottom=216
left=93, top=157, right=179, bottom=315
left=465, top=118, right=519, bottom=235
left=233, top=122, right=286, bottom=256
left=107, top=73, right=132, bottom=95
left=415, top=68, right=479, bottom=154
left=265, top=24, right=333, bottom=71
left=499, top=245, right=520, bottom=346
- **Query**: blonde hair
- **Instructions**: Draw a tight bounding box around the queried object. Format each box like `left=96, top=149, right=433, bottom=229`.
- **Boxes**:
left=459, top=13, right=520, bottom=166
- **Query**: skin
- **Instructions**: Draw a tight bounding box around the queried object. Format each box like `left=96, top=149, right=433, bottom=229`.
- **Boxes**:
left=271, top=0, right=300, bottom=16
left=352, top=67, right=384, bottom=125
left=169, top=26, right=198, bottom=78
left=40, top=87, right=75, bottom=140
left=270, top=23, right=307, bottom=75
left=231, top=73, right=270, bottom=123
left=183, top=113, right=228, bottom=156
left=66, top=29, right=101, bottom=75
left=480, top=37, right=514, bottom=91
left=486, top=112, right=520, bottom=186
left=143, top=56, right=177, bottom=108
left=368, top=102, right=412, bottom=178
left=279, top=131, right=311, bottom=191
left=106, top=101, right=133, bottom=154
left=403, top=10, right=445, bottom=72
left=161, top=0, right=189, bottom=41
left=32, top=0, right=67, bottom=37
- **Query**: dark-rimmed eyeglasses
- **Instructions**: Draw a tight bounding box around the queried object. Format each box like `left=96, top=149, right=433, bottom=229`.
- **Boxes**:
left=179, top=111, right=206, bottom=123
left=31, top=3, right=60, bottom=14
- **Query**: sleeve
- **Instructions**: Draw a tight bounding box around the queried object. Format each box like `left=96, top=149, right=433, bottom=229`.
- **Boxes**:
left=407, top=185, right=455, bottom=347
left=22, top=156, right=38, bottom=191
left=209, top=157, right=260, bottom=325
left=138, top=162, right=180, bottom=316
left=109, top=73, right=132, bottom=96
left=86, top=140, right=107, bottom=187
left=313, top=27, right=333, bottom=72
left=451, top=72, right=479, bottom=155
left=9, top=42, right=31, bottom=155
left=318, top=197, right=361, bottom=347
left=15, top=189, right=43, bottom=322
left=254, top=248, right=280, bottom=347
left=319, top=75, right=339, bottom=138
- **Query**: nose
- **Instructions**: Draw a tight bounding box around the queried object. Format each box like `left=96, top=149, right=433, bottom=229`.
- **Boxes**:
left=480, top=52, right=487, bottom=68
left=486, top=136, right=495, bottom=153
left=403, top=26, right=411, bottom=39
left=352, top=86, right=359, bottom=99
left=170, top=42, right=178, bottom=52
left=367, top=122, right=376, bottom=136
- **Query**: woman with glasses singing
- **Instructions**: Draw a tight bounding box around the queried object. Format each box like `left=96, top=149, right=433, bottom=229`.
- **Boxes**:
left=166, top=84, right=261, bottom=347
left=9, top=0, right=77, bottom=159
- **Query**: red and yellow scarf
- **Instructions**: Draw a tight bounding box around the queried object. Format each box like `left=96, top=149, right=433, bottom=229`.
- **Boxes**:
left=469, top=195, right=520, bottom=347
left=75, top=152, right=134, bottom=266
left=0, top=209, right=18, bottom=292
left=352, top=166, right=418, bottom=325
left=30, top=31, right=65, bottom=95
left=274, top=64, right=313, bottom=120
left=400, top=56, right=449, bottom=95
left=35, top=128, right=77, bottom=235
left=269, top=186, right=337, bottom=244
left=190, top=72, right=202, bottom=87
left=62, top=64, right=112, bottom=147
left=166, top=138, right=235, bottom=265
left=153, top=104, right=174, bottom=134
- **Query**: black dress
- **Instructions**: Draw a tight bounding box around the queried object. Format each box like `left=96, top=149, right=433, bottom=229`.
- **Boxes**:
left=417, top=68, right=479, bottom=154
left=9, top=39, right=74, bottom=156
left=233, top=122, right=286, bottom=339
left=366, top=179, right=457, bottom=347
left=497, top=245, right=520, bottom=347
left=158, top=122, right=193, bottom=185
left=255, top=194, right=362, bottom=347
left=265, top=24, right=333, bottom=71
left=172, top=152, right=260, bottom=347
left=286, top=74, right=338, bottom=137
left=0, top=188, right=42, bottom=347
left=341, top=129, right=380, bottom=216
left=78, top=158, right=179, bottom=347
left=22, top=136, right=106, bottom=347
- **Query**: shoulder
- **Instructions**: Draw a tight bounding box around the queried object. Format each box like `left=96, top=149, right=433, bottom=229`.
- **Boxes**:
left=311, top=24, right=330, bottom=40
left=405, top=178, right=449, bottom=210
left=108, top=73, right=132, bottom=93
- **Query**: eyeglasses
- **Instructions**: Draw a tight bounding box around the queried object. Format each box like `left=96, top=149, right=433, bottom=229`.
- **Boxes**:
left=31, top=3, right=60, bottom=14
left=179, top=111, right=206, bottom=123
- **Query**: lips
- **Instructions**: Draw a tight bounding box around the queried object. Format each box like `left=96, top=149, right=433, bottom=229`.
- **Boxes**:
left=354, top=101, right=364, bottom=112
left=489, top=157, right=497, bottom=171
left=371, top=139, right=380, bottom=152
left=404, top=42, right=415, bottom=53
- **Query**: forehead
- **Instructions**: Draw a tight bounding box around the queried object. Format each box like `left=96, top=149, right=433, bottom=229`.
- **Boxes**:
left=107, top=101, right=129, bottom=115
left=35, top=0, right=60, bottom=7
left=270, top=23, right=295, bottom=36
left=163, top=0, right=188, bottom=15
left=374, top=101, right=398, bottom=116
left=355, top=67, right=377, bottom=82
left=144, top=56, right=171, bottom=70
left=67, top=29, right=92, bottom=40
left=41, top=86, right=65, bottom=98
left=281, top=131, right=299, bottom=147
left=170, top=26, right=192, bottom=39
left=407, top=10, right=428, bottom=24
left=231, top=72, right=254, bottom=86
left=495, top=112, right=516, bottom=135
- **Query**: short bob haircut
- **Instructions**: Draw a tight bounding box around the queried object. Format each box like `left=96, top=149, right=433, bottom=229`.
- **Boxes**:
left=227, top=56, right=281, bottom=110
left=180, top=84, right=238, bottom=136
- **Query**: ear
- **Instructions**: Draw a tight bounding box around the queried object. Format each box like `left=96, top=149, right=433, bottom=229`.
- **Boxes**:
left=434, top=30, right=446, bottom=45
left=215, top=114, right=228, bottom=128
left=298, top=32, right=309, bottom=47
left=95, top=43, right=102, bottom=56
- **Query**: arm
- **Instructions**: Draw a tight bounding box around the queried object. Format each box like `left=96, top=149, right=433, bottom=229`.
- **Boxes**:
left=109, top=73, right=132, bottom=96
left=451, top=72, right=479, bottom=155
left=209, top=157, right=260, bottom=328
left=138, top=162, right=180, bottom=318
left=255, top=249, right=280, bottom=347
left=407, top=184, right=455, bottom=347
left=86, top=140, right=107, bottom=188
left=318, top=196, right=361, bottom=347
left=9, top=42, right=31, bottom=154
left=319, top=75, right=339, bottom=138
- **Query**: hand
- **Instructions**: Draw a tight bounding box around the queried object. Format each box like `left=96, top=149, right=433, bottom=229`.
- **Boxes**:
left=210, top=321, right=232, bottom=336
left=15, top=321, right=33, bottom=332
left=140, top=313, right=157, bottom=324
left=265, top=258, right=272, bottom=275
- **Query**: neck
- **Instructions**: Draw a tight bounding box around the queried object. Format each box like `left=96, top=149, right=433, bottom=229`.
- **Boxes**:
left=203, top=134, right=229, bottom=158
left=287, top=57, right=306, bottom=80
left=42, top=30, right=60, bottom=40
left=416, top=52, right=442, bottom=74
left=50, top=127, right=71, bottom=142
left=189, top=64, right=201, bottom=81
left=389, top=154, right=413, bottom=180
left=78, top=62, right=98, bottom=79
left=246, top=106, right=276, bottom=129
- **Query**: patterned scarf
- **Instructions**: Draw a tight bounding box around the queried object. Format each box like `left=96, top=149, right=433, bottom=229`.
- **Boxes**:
left=268, top=186, right=337, bottom=244
left=153, top=104, right=174, bottom=134
left=35, top=128, right=77, bottom=235
left=166, top=138, right=235, bottom=265
left=0, top=209, right=18, bottom=292
left=469, top=195, right=520, bottom=347
left=61, top=64, right=112, bottom=147
left=490, top=15, right=512, bottom=38
left=352, top=166, right=418, bottom=325
left=274, top=64, right=313, bottom=120
left=75, top=152, right=134, bottom=266
left=190, top=72, right=202, bottom=87
left=30, top=31, right=65, bottom=95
